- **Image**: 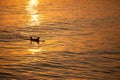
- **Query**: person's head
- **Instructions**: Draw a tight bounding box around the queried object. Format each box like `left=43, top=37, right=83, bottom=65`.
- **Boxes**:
left=37, top=37, right=40, bottom=39
left=30, top=36, right=32, bottom=39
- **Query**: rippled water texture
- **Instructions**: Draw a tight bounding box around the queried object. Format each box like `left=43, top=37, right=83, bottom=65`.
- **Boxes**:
left=0, top=0, right=120, bottom=80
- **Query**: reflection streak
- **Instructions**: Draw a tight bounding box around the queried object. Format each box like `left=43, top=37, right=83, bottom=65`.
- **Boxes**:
left=26, top=0, right=41, bottom=26
left=29, top=48, right=43, bottom=54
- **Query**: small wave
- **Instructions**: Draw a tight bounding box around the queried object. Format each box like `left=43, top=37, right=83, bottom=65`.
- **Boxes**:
left=0, top=30, right=28, bottom=42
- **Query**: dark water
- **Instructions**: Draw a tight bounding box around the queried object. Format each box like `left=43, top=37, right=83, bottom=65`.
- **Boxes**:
left=0, top=0, right=120, bottom=80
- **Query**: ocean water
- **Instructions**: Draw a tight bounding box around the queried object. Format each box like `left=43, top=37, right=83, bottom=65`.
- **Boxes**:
left=0, top=0, right=120, bottom=80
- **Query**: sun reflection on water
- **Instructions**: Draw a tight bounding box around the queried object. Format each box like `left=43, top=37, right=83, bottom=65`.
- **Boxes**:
left=29, top=47, right=43, bottom=54
left=26, top=0, right=43, bottom=26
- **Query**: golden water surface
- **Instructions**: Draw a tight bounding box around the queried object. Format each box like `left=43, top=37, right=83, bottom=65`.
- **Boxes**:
left=0, top=0, right=120, bottom=80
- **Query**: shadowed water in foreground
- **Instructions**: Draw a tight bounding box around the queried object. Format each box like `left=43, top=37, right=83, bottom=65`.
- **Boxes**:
left=0, top=0, right=120, bottom=80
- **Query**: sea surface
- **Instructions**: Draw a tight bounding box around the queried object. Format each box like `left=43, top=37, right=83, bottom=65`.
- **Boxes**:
left=0, top=0, right=120, bottom=80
